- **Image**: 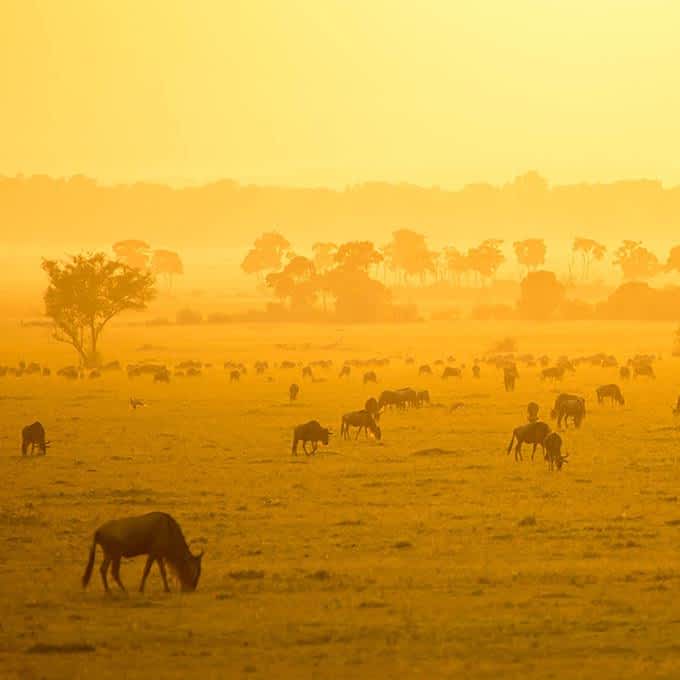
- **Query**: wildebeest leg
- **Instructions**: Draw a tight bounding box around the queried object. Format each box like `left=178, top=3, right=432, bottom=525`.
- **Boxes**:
left=302, top=441, right=309, bottom=455
left=311, top=442, right=318, bottom=454
left=515, top=442, right=522, bottom=462
left=355, top=426, right=361, bottom=440
left=157, top=558, right=171, bottom=592
left=100, top=557, right=111, bottom=592
left=111, top=557, right=126, bottom=593
left=139, top=556, right=154, bottom=592
left=531, top=442, right=538, bottom=461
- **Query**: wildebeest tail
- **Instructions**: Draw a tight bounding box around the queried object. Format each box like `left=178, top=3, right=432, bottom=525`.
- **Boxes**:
left=82, top=533, right=97, bottom=588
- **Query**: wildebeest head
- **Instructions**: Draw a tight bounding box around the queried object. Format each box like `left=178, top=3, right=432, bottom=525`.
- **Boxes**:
left=180, top=550, right=204, bottom=592
left=321, top=428, right=331, bottom=445
left=554, top=450, right=569, bottom=470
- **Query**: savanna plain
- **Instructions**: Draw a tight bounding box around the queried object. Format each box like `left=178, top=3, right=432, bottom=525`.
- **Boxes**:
left=2, top=320, right=680, bottom=680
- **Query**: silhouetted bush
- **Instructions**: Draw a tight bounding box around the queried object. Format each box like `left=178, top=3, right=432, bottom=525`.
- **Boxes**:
left=176, top=307, right=203, bottom=325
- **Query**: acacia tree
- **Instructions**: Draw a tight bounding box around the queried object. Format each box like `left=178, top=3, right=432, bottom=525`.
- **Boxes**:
left=151, top=249, right=183, bottom=288
left=572, top=238, right=606, bottom=281
left=42, top=252, right=156, bottom=367
left=241, top=231, right=290, bottom=280
left=613, top=240, right=660, bottom=280
left=112, top=240, right=150, bottom=270
left=444, top=247, right=470, bottom=286
left=388, top=229, right=437, bottom=284
left=467, top=239, right=505, bottom=285
left=513, top=239, right=546, bottom=274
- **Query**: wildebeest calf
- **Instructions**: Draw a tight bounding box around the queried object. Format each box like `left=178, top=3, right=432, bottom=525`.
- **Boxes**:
left=21, top=421, right=49, bottom=456
left=543, top=432, right=568, bottom=471
left=442, top=367, right=461, bottom=379
left=289, top=383, right=299, bottom=401
left=229, top=370, right=240, bottom=383
left=507, top=421, right=551, bottom=462
left=82, top=511, right=203, bottom=593
left=363, top=371, right=377, bottom=384
left=551, top=394, right=586, bottom=429
left=341, top=410, right=381, bottom=440
left=292, top=420, right=331, bottom=455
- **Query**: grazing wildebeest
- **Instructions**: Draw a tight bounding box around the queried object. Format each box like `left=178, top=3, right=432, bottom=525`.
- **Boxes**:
left=82, top=512, right=203, bottom=593
left=229, top=370, right=240, bottom=383
left=503, top=365, right=518, bottom=392
left=341, top=410, right=381, bottom=440
left=417, top=390, right=430, bottom=407
left=21, top=421, right=49, bottom=456
left=396, top=387, right=418, bottom=409
left=289, top=383, right=299, bottom=401
left=527, top=402, right=539, bottom=422
left=280, top=360, right=296, bottom=369
left=619, top=366, right=631, bottom=380
left=339, top=365, right=351, bottom=378
left=405, top=357, right=415, bottom=365
left=551, top=394, right=586, bottom=429
left=596, top=384, right=624, bottom=405
left=365, top=397, right=380, bottom=421
left=130, top=398, right=147, bottom=410
left=58, top=365, right=79, bottom=380
left=363, top=371, right=377, bottom=384
left=472, top=365, right=480, bottom=379
left=378, top=390, right=402, bottom=410
left=418, top=364, right=432, bottom=376
left=633, top=364, right=655, bottom=379
left=292, top=421, right=331, bottom=455
left=42, top=367, right=51, bottom=377
left=442, top=367, right=461, bottom=379
left=541, top=366, right=565, bottom=382
left=302, top=366, right=313, bottom=379
left=543, top=432, right=568, bottom=471
left=507, top=421, right=551, bottom=462
left=254, top=360, right=268, bottom=374
left=186, top=367, right=202, bottom=377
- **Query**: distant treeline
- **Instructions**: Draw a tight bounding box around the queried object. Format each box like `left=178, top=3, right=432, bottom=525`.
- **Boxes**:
left=3, top=172, right=680, bottom=246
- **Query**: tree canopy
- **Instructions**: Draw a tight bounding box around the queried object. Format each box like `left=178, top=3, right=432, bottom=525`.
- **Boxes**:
left=42, top=252, right=156, bottom=367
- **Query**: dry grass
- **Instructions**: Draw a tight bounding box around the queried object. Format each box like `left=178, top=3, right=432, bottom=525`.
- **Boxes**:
left=1, top=320, right=680, bottom=679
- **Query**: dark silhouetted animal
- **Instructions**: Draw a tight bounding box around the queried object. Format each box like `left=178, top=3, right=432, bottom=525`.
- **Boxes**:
left=633, top=364, right=655, bottom=379
left=302, top=366, right=313, bottom=379
left=527, top=402, right=539, bottom=422
left=417, top=390, right=430, bottom=407
left=543, top=432, right=568, bottom=471
left=504, top=365, right=518, bottom=392
left=339, top=365, right=351, bottom=378
left=619, top=366, right=630, bottom=380
left=673, top=396, right=680, bottom=415
left=289, top=383, right=299, bottom=401
left=82, top=512, right=203, bottom=593
left=442, top=367, right=461, bottom=379
left=472, top=365, right=480, bottom=379
left=130, top=398, right=147, bottom=410
left=365, top=397, right=380, bottom=421
left=507, top=421, right=551, bottom=462
left=341, top=410, right=381, bottom=440
left=541, top=366, right=565, bottom=382
left=21, top=421, right=49, bottom=456
left=229, top=370, right=240, bottom=383
left=418, top=364, right=432, bottom=376
left=363, top=371, right=377, bottom=384
left=596, top=384, right=624, bottom=405
left=292, top=421, right=331, bottom=455
left=551, top=394, right=586, bottom=429
left=396, top=387, right=418, bottom=409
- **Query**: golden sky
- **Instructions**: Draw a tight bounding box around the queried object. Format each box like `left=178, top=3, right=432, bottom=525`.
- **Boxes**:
left=1, top=0, right=678, bottom=187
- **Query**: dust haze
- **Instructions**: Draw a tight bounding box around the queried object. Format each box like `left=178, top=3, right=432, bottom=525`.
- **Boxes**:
left=4, top=2, right=680, bottom=679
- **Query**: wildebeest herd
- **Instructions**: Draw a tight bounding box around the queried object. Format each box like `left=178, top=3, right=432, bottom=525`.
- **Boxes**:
left=9, top=350, right=677, bottom=595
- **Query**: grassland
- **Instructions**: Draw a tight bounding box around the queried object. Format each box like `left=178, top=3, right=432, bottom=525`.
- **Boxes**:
left=1, top=320, right=680, bottom=679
